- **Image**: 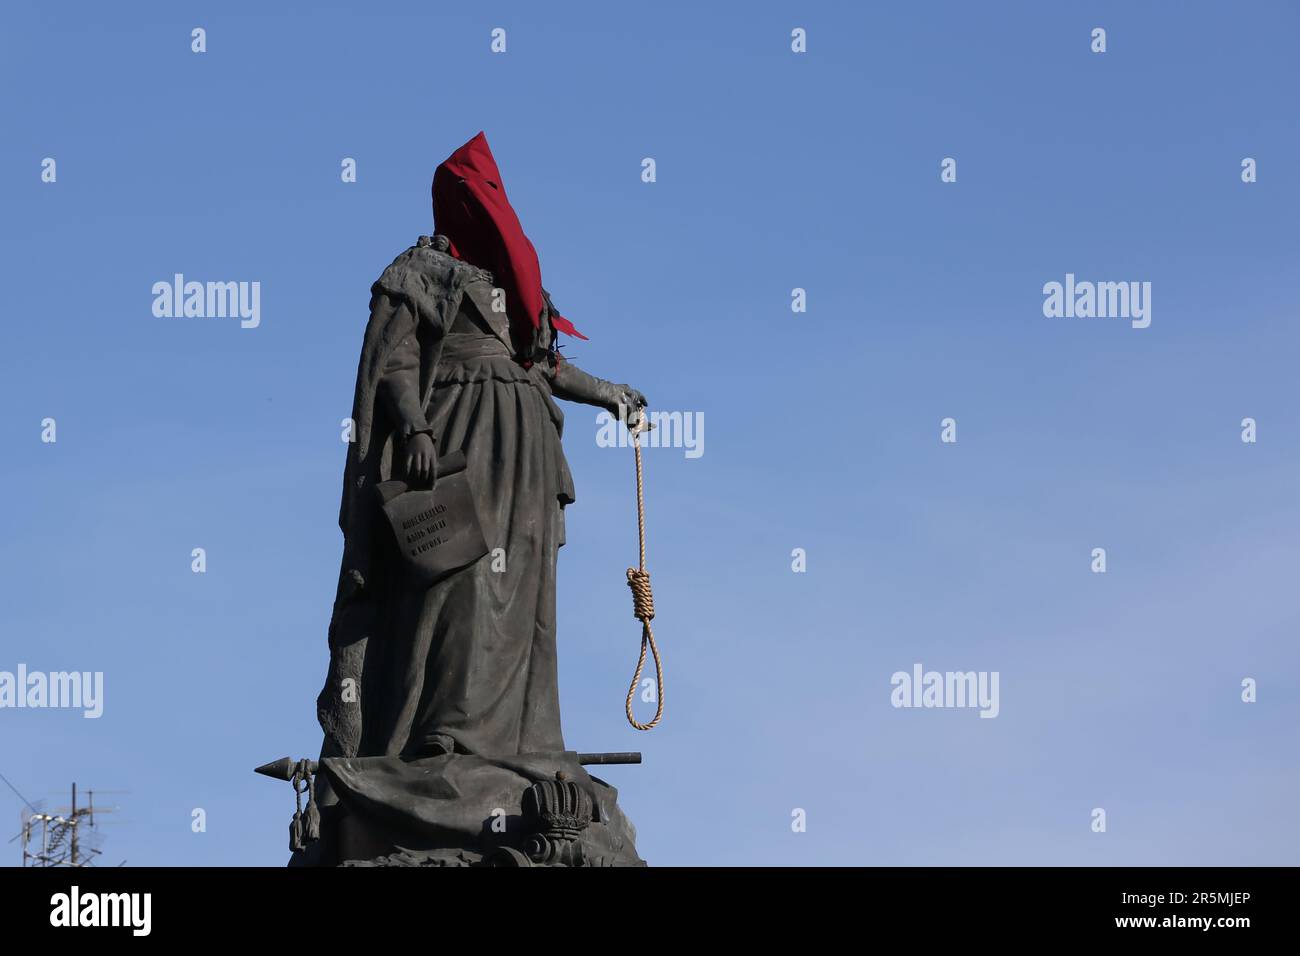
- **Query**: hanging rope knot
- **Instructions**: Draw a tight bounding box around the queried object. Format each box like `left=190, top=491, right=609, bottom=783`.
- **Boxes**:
left=626, top=568, right=655, bottom=621
left=622, top=431, right=664, bottom=731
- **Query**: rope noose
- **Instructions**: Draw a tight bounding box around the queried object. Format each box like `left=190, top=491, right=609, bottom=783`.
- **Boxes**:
left=625, top=413, right=664, bottom=730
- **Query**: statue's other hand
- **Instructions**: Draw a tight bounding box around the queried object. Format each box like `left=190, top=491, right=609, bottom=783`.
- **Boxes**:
left=609, top=385, right=648, bottom=420
left=404, top=432, right=438, bottom=486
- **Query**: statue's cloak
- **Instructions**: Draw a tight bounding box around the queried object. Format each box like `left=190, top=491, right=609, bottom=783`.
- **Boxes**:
left=295, top=234, right=640, bottom=867
left=318, top=242, right=490, bottom=759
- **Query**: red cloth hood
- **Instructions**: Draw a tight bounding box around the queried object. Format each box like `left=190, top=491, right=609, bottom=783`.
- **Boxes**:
left=432, top=132, right=586, bottom=343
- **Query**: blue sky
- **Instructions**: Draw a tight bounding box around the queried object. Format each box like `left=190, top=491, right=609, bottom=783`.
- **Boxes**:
left=1, top=1, right=1297, bottom=865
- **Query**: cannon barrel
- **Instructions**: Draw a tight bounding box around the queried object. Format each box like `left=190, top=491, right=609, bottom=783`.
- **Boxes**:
left=577, top=752, right=642, bottom=766
left=256, top=751, right=642, bottom=781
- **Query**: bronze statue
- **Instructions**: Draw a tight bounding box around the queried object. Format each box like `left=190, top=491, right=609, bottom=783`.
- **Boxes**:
left=276, top=132, right=650, bottom=866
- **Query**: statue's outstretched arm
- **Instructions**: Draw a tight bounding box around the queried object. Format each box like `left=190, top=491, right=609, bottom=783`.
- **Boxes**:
left=538, top=289, right=647, bottom=417
left=549, top=357, right=647, bottom=418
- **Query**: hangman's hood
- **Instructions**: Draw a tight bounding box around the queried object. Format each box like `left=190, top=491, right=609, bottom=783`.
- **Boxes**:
left=432, top=131, right=585, bottom=342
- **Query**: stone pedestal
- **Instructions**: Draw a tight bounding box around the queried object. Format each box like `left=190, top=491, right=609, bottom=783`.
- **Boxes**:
left=285, top=751, right=644, bottom=867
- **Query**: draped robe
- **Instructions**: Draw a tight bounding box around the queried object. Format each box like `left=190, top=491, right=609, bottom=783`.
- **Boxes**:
left=316, top=241, right=576, bottom=762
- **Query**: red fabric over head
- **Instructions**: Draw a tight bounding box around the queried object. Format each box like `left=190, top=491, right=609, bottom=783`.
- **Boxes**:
left=432, top=132, right=586, bottom=343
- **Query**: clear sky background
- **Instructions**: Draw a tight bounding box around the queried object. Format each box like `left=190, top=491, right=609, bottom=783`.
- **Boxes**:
left=2, top=1, right=1297, bottom=866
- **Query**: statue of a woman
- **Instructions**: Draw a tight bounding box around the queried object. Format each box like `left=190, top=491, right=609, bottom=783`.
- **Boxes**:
left=316, top=132, right=646, bottom=771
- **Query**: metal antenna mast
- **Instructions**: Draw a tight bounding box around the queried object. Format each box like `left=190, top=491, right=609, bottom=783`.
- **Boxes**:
left=19, top=783, right=114, bottom=867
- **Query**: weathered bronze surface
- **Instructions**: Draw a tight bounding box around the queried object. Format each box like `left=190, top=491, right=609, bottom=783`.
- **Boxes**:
left=260, top=134, right=650, bottom=867
left=374, top=450, right=488, bottom=586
